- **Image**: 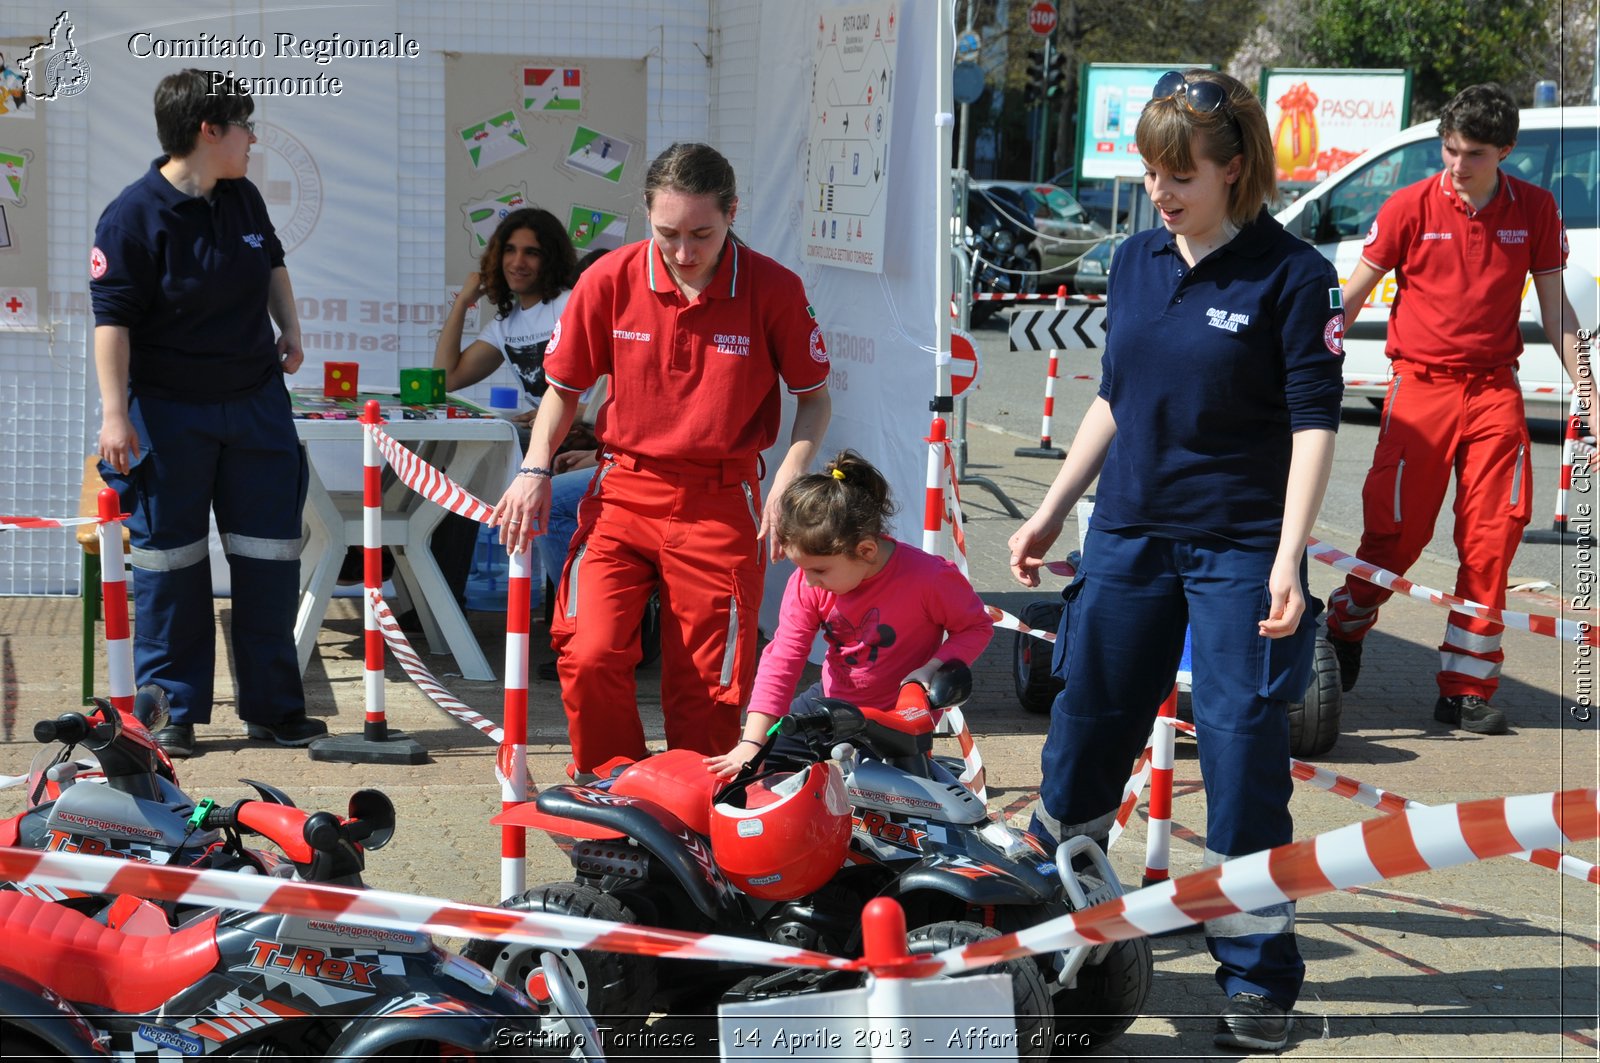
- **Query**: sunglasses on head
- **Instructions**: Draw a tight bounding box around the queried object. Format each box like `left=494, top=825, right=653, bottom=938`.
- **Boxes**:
left=1151, top=71, right=1230, bottom=117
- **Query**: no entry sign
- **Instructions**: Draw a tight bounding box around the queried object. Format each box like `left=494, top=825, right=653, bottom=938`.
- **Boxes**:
left=950, top=328, right=980, bottom=396
left=1028, top=0, right=1058, bottom=36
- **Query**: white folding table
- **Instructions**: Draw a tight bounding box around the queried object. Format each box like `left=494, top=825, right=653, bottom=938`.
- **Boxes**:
left=293, top=401, right=520, bottom=681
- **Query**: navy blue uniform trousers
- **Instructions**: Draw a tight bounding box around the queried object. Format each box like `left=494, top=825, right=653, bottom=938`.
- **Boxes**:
left=101, top=381, right=308, bottom=727
left=1032, top=527, right=1317, bottom=1009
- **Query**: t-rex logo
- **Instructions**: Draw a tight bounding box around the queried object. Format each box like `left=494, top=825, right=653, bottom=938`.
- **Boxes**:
left=16, top=11, right=92, bottom=102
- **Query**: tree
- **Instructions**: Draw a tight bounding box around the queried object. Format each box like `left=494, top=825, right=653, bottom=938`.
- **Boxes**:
left=1302, top=0, right=1558, bottom=120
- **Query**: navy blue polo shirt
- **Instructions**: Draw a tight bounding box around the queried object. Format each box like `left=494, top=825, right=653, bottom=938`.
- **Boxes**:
left=1093, top=209, right=1344, bottom=550
left=91, top=158, right=285, bottom=401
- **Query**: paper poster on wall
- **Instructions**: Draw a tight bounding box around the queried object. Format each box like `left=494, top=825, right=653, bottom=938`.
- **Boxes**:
left=0, top=148, right=25, bottom=203
left=563, top=125, right=632, bottom=183
left=0, top=205, right=10, bottom=249
left=0, top=52, right=34, bottom=119
left=803, top=0, right=899, bottom=274
left=0, top=286, right=36, bottom=328
left=458, top=110, right=530, bottom=170
left=567, top=204, right=628, bottom=253
left=461, top=186, right=531, bottom=252
left=523, top=66, right=582, bottom=113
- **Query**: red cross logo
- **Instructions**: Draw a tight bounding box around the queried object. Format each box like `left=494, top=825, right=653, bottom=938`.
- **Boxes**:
left=4, top=296, right=21, bottom=314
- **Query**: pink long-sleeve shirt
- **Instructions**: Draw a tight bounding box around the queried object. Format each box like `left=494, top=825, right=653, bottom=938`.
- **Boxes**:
left=747, top=538, right=994, bottom=718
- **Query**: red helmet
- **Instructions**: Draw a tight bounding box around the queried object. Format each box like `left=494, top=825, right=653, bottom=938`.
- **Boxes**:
left=710, top=762, right=851, bottom=901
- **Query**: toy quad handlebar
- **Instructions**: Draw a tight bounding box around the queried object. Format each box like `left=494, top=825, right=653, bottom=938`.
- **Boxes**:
left=776, top=660, right=974, bottom=754
left=31, top=687, right=175, bottom=800
left=195, top=789, right=395, bottom=884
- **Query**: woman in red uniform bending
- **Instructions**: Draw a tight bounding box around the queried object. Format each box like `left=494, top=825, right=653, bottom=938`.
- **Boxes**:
left=493, top=143, right=832, bottom=778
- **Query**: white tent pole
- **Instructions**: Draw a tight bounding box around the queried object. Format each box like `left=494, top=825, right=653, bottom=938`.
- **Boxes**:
left=934, top=0, right=955, bottom=405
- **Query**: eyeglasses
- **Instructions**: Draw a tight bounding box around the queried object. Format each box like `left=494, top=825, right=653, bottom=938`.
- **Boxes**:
left=1150, top=71, right=1229, bottom=117
left=228, top=119, right=256, bottom=135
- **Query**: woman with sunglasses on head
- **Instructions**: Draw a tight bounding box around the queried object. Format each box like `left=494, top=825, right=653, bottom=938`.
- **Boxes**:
left=1007, top=69, right=1343, bottom=1052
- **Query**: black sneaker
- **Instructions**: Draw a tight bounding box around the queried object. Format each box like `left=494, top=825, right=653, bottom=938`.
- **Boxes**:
left=1215, top=992, right=1292, bottom=1051
left=1433, top=695, right=1508, bottom=735
left=245, top=713, right=329, bottom=747
left=153, top=723, right=196, bottom=759
left=1328, top=635, right=1362, bottom=692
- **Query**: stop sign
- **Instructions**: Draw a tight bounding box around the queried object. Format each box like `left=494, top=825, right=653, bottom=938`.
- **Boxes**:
left=1028, top=0, right=1057, bottom=36
left=950, top=329, right=981, bottom=396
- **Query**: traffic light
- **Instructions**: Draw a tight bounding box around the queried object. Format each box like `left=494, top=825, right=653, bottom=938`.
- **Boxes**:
left=1024, top=52, right=1046, bottom=105
left=1046, top=53, right=1069, bottom=97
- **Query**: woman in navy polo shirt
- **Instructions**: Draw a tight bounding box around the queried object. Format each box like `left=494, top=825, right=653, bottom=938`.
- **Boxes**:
left=1007, top=70, right=1343, bottom=1052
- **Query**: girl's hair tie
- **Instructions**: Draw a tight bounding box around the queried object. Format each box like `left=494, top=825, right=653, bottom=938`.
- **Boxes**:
left=831, top=468, right=846, bottom=481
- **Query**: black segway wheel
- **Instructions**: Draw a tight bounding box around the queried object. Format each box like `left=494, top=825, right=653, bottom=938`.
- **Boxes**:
left=1014, top=600, right=1066, bottom=714
left=461, top=882, right=656, bottom=1042
left=1287, top=634, right=1342, bottom=759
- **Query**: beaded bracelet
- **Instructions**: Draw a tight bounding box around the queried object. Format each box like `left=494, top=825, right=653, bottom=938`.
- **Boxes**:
left=516, top=466, right=554, bottom=478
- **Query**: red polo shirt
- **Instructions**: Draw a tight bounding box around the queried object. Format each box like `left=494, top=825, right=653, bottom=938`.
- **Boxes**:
left=1360, top=170, right=1567, bottom=370
left=544, top=238, right=829, bottom=463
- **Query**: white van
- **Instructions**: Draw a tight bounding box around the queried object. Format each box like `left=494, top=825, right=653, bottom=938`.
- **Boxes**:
left=1275, top=106, right=1598, bottom=417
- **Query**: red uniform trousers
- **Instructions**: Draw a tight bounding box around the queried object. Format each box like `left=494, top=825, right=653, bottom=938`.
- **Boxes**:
left=552, top=451, right=764, bottom=773
left=1327, top=359, right=1533, bottom=699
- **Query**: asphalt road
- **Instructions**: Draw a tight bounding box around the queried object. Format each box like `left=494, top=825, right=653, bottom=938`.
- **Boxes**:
left=958, top=310, right=1591, bottom=596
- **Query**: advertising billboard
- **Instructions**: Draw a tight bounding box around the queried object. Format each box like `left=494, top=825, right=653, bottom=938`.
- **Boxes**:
left=1261, top=68, right=1411, bottom=183
left=1074, top=63, right=1216, bottom=180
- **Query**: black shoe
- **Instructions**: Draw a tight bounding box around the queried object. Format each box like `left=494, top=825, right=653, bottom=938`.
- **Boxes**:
left=1433, top=694, right=1508, bottom=735
left=1215, top=992, right=1292, bottom=1051
left=1328, top=635, right=1362, bottom=692
left=153, top=723, right=195, bottom=759
left=245, top=713, right=329, bottom=747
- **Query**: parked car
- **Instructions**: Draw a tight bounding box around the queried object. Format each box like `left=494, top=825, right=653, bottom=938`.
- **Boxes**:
left=1069, top=233, right=1127, bottom=297
left=973, top=180, right=1108, bottom=284
left=1048, top=168, right=1134, bottom=231
left=1275, top=106, right=1598, bottom=416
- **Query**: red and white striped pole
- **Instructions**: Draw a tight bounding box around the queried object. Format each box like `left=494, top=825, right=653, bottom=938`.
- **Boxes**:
left=1142, top=687, right=1178, bottom=887
left=1525, top=394, right=1588, bottom=544
left=96, top=488, right=134, bottom=716
left=308, top=402, right=425, bottom=765
left=500, top=545, right=532, bottom=900
left=1016, top=285, right=1069, bottom=460
left=921, top=417, right=948, bottom=556
left=361, top=400, right=388, bottom=741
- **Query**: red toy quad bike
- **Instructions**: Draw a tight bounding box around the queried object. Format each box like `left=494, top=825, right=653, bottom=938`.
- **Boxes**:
left=0, top=693, right=600, bottom=1060
left=468, top=661, right=1152, bottom=1056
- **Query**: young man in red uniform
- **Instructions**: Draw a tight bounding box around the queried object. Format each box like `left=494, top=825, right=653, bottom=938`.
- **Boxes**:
left=493, top=144, right=831, bottom=775
left=1326, top=84, right=1591, bottom=733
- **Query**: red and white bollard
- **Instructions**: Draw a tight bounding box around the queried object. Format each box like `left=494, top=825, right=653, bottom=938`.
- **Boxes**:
left=309, top=401, right=426, bottom=764
left=500, top=546, right=533, bottom=900
left=96, top=488, right=134, bottom=716
left=1142, top=687, right=1178, bottom=887
left=922, top=417, right=948, bottom=557
left=1016, top=285, right=1069, bottom=460
left=1525, top=394, right=1593, bottom=545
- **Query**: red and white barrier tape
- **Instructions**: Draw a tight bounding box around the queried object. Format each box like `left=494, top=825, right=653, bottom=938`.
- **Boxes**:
left=916, top=788, right=1599, bottom=978
left=970, top=291, right=1105, bottom=303
left=1344, top=378, right=1570, bottom=396
left=369, top=591, right=506, bottom=744
left=366, top=423, right=496, bottom=523
left=1106, top=744, right=1153, bottom=852
left=1144, top=715, right=1600, bottom=885
left=985, top=604, right=1056, bottom=644
left=1306, top=537, right=1596, bottom=646
left=0, top=845, right=853, bottom=972
left=934, top=704, right=987, bottom=805
left=0, top=514, right=100, bottom=530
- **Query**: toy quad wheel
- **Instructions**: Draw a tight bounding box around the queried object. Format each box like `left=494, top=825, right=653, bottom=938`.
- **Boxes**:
left=1013, top=599, right=1065, bottom=714
left=906, top=921, right=1054, bottom=1058
left=1287, top=632, right=1342, bottom=759
left=461, top=882, right=656, bottom=1042
left=1051, top=936, right=1152, bottom=1048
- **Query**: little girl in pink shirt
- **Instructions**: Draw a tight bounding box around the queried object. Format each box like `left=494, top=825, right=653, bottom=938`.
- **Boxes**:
left=706, top=450, right=993, bottom=778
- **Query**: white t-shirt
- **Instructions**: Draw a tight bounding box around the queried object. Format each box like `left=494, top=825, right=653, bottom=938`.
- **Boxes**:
left=476, top=289, right=570, bottom=406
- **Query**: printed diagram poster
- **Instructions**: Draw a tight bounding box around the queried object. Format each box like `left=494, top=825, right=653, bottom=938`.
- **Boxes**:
left=804, top=2, right=899, bottom=274
left=523, top=66, right=582, bottom=113
left=462, top=186, right=531, bottom=251
left=458, top=111, right=529, bottom=171
left=567, top=204, right=628, bottom=253
left=0, top=148, right=24, bottom=203
left=563, top=126, right=631, bottom=183
left=0, top=204, right=9, bottom=249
